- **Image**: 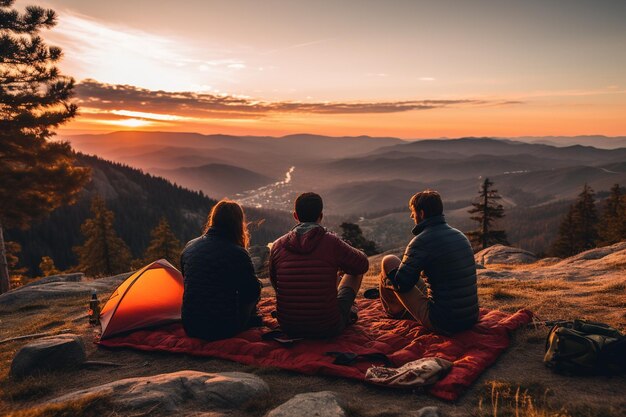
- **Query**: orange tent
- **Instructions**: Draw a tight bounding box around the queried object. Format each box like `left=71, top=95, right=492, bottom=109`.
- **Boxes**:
left=100, top=259, right=184, bottom=339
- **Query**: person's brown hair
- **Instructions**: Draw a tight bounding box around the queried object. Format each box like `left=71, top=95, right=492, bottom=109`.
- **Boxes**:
left=409, top=190, right=443, bottom=218
left=294, top=192, right=323, bottom=222
left=204, top=199, right=250, bottom=248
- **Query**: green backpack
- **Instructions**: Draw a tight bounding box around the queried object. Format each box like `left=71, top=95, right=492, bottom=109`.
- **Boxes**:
left=544, top=319, right=626, bottom=375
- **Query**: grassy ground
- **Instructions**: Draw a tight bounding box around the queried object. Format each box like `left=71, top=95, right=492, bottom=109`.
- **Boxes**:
left=1, top=260, right=625, bottom=417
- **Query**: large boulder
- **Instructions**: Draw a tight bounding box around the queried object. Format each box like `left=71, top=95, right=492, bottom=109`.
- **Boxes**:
left=51, top=371, right=269, bottom=413
left=475, top=244, right=538, bottom=266
left=266, top=391, right=346, bottom=417
left=10, top=334, right=86, bottom=378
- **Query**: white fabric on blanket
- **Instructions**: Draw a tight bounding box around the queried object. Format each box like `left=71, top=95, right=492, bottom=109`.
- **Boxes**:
left=365, top=357, right=453, bottom=387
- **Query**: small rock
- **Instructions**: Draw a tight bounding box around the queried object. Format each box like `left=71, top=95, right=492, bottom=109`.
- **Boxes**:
left=266, top=391, right=346, bottom=417
left=10, top=334, right=86, bottom=378
left=415, top=406, right=440, bottom=417
left=51, top=371, right=269, bottom=413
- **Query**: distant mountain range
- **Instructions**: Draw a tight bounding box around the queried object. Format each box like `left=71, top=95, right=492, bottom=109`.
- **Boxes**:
left=60, top=131, right=626, bottom=254
left=65, top=133, right=626, bottom=206
left=511, top=135, right=626, bottom=149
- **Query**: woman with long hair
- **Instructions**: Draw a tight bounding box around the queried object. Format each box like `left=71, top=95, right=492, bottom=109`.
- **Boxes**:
left=180, top=199, right=261, bottom=341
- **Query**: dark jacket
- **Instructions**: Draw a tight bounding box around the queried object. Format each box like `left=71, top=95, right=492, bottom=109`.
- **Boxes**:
left=390, top=215, right=479, bottom=333
left=269, top=223, right=369, bottom=337
left=180, top=227, right=261, bottom=340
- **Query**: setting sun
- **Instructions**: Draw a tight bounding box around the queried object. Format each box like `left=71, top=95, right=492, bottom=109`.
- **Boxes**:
left=98, top=118, right=156, bottom=128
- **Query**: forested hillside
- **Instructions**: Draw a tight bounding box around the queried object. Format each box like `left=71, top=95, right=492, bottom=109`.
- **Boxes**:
left=6, top=154, right=292, bottom=276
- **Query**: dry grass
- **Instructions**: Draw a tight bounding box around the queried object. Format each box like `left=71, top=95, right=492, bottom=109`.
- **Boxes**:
left=5, top=394, right=114, bottom=417
left=474, top=380, right=624, bottom=417
left=1, top=375, right=55, bottom=403
left=0, top=295, right=88, bottom=382
left=475, top=275, right=626, bottom=329
left=598, top=281, right=626, bottom=293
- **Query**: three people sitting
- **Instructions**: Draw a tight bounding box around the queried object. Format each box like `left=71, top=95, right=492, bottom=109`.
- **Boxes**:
left=180, top=189, right=479, bottom=341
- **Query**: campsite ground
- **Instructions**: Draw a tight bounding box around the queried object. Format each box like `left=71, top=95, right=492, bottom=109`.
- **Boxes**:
left=1, top=246, right=625, bottom=417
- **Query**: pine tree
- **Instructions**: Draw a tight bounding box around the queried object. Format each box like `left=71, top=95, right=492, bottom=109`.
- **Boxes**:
left=550, top=206, right=577, bottom=257
left=0, top=0, right=90, bottom=293
left=572, top=183, right=598, bottom=252
left=5, top=241, right=27, bottom=287
left=39, top=256, right=59, bottom=277
left=551, top=183, right=599, bottom=257
left=599, top=184, right=626, bottom=245
left=142, top=217, right=182, bottom=268
left=74, top=197, right=132, bottom=277
left=467, top=178, right=509, bottom=250
left=340, top=222, right=380, bottom=256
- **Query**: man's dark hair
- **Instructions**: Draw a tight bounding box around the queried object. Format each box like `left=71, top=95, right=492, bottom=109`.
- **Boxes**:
left=409, top=190, right=443, bottom=218
left=295, top=192, right=323, bottom=222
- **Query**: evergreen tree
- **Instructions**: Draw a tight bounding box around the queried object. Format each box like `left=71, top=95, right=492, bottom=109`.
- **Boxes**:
left=340, top=222, right=380, bottom=256
left=467, top=178, right=509, bottom=250
left=74, top=197, right=132, bottom=277
left=5, top=241, right=27, bottom=286
left=550, top=206, right=577, bottom=257
left=39, top=256, right=59, bottom=277
left=0, top=0, right=90, bottom=293
left=572, top=183, right=598, bottom=252
left=599, top=184, right=626, bottom=245
left=551, top=183, right=599, bottom=257
left=142, top=217, right=182, bottom=268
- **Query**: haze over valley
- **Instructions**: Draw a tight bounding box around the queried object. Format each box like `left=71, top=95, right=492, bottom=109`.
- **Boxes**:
left=64, top=131, right=626, bottom=254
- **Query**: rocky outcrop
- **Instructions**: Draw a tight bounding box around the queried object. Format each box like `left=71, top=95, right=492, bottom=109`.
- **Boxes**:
left=266, top=391, right=346, bottom=417
left=51, top=371, right=269, bottom=413
left=475, top=245, right=538, bottom=265
left=476, top=241, right=626, bottom=283
left=10, top=334, right=86, bottom=378
left=554, top=241, right=626, bottom=266
left=0, top=272, right=132, bottom=309
left=21, top=273, right=84, bottom=287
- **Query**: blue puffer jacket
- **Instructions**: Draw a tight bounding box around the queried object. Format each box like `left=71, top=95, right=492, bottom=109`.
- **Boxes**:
left=390, top=215, right=479, bottom=333
left=180, top=227, right=261, bottom=339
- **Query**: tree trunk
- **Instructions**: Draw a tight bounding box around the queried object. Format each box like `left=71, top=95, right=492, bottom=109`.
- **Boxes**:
left=0, top=222, right=11, bottom=294
left=482, top=183, right=489, bottom=250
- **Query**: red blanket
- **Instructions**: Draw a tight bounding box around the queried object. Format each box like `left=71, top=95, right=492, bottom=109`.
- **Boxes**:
left=98, top=298, right=532, bottom=401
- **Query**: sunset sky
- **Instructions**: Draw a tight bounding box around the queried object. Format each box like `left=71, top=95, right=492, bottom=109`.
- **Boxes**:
left=16, top=0, right=626, bottom=138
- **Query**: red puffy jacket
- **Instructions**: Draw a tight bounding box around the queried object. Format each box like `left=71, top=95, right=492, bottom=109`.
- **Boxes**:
left=269, top=223, right=369, bottom=337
